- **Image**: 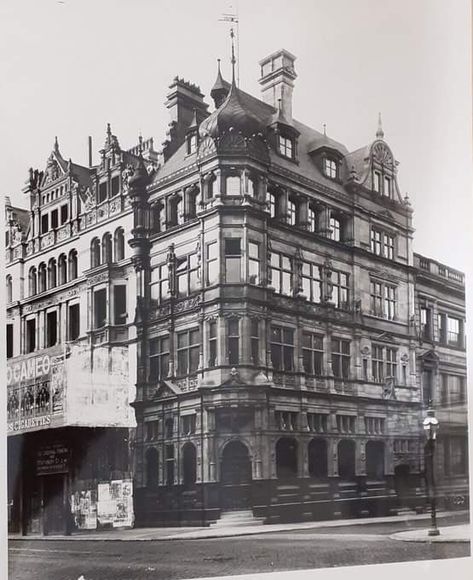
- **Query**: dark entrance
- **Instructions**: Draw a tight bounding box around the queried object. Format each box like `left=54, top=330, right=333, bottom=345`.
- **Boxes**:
left=43, top=474, right=66, bottom=535
left=220, top=441, right=252, bottom=510
left=394, top=464, right=411, bottom=507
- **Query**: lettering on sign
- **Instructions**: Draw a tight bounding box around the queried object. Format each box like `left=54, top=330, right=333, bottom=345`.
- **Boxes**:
left=7, top=355, right=51, bottom=386
left=8, top=415, right=51, bottom=433
left=36, top=442, right=70, bottom=475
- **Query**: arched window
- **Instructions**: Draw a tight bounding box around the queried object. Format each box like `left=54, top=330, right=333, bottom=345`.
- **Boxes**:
left=38, top=263, right=47, bottom=293
left=246, top=175, right=256, bottom=197
left=276, top=437, right=298, bottom=479
left=338, top=439, right=356, bottom=480
left=186, top=187, right=199, bottom=220
left=146, top=447, right=159, bottom=489
left=114, top=228, right=125, bottom=261
left=48, top=258, right=57, bottom=289
left=152, top=203, right=163, bottom=233
left=102, top=232, right=113, bottom=264
left=91, top=238, right=101, bottom=268
left=308, top=438, right=328, bottom=478
left=58, top=254, right=67, bottom=285
left=28, top=267, right=37, bottom=297
left=226, top=175, right=241, bottom=196
left=366, top=441, right=385, bottom=480
left=68, top=249, right=78, bottom=280
left=182, top=443, right=197, bottom=487
left=6, top=275, right=12, bottom=303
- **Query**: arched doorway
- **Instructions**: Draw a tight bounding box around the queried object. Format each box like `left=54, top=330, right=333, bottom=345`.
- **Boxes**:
left=276, top=437, right=298, bottom=479
left=338, top=439, right=356, bottom=480
left=308, top=438, right=328, bottom=479
left=220, top=440, right=252, bottom=510
left=366, top=441, right=385, bottom=480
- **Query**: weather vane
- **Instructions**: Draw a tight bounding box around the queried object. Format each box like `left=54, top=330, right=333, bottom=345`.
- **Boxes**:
left=219, top=3, right=240, bottom=86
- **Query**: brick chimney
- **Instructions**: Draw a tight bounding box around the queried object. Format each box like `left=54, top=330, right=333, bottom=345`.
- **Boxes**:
left=258, top=49, right=297, bottom=122
left=162, top=78, right=209, bottom=161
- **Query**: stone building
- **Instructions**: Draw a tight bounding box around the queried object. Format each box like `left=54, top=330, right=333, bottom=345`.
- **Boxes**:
left=6, top=129, right=159, bottom=535
left=6, top=48, right=468, bottom=532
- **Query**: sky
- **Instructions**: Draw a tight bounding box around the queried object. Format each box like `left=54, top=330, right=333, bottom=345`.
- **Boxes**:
left=1, top=0, right=472, bottom=271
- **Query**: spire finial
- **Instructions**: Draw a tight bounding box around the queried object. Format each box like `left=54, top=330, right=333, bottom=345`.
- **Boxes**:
left=106, top=122, right=112, bottom=143
left=54, top=136, right=59, bottom=152
left=376, top=112, right=384, bottom=139
left=323, top=123, right=327, bottom=137
left=138, top=132, right=143, bottom=154
left=230, top=27, right=236, bottom=84
left=217, top=58, right=221, bottom=73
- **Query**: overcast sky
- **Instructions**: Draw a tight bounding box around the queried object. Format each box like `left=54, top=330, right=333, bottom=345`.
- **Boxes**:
left=1, top=0, right=471, bottom=271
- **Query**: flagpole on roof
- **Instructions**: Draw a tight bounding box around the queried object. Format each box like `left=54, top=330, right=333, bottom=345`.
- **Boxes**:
left=219, top=3, right=240, bottom=87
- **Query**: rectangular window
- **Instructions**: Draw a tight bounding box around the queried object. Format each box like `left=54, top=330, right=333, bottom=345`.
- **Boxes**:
left=308, top=206, right=317, bottom=232
left=248, top=241, right=260, bottom=284
left=224, top=239, right=241, bottom=283
left=26, top=318, right=36, bottom=353
left=226, top=175, right=241, bottom=196
left=422, top=369, right=433, bottom=405
left=384, top=285, right=396, bottom=320
left=270, top=252, right=293, bottom=295
left=331, top=338, right=350, bottom=379
left=165, top=418, right=174, bottom=438
left=151, top=264, right=169, bottom=302
left=301, top=262, right=322, bottom=303
left=176, top=254, right=199, bottom=297
left=68, top=303, right=80, bottom=341
left=98, top=181, right=107, bottom=203
left=371, top=229, right=382, bottom=255
left=372, top=345, right=384, bottom=382
left=270, top=326, right=294, bottom=371
left=41, top=214, right=49, bottom=234
left=145, top=420, right=160, bottom=441
left=51, top=209, right=58, bottom=229
left=329, top=217, right=341, bottom=241
left=374, top=171, right=381, bottom=192
left=268, top=192, right=277, bottom=218
left=383, top=233, right=394, bottom=259
left=227, top=319, right=240, bottom=366
left=113, top=285, right=127, bottom=325
left=94, top=288, right=107, bottom=329
left=60, top=204, right=68, bottom=224
left=177, top=328, right=200, bottom=376
left=449, top=375, right=464, bottom=403
left=150, top=336, right=169, bottom=381
left=331, top=271, right=349, bottom=308
left=370, top=281, right=383, bottom=316
left=206, top=242, right=219, bottom=286
left=278, top=135, right=293, bottom=158
left=336, top=415, right=356, bottom=433
left=324, top=158, right=337, bottom=179
left=111, top=175, right=120, bottom=196
left=46, top=311, right=58, bottom=347
left=302, top=332, right=324, bottom=376
left=386, top=347, right=397, bottom=380
left=420, top=306, right=432, bottom=340
left=384, top=176, right=391, bottom=197
left=181, top=414, right=196, bottom=436
left=275, top=411, right=298, bottom=431
left=437, top=313, right=446, bottom=343
left=287, top=199, right=297, bottom=225
left=6, top=324, right=13, bottom=358
left=447, top=316, right=461, bottom=346
left=208, top=321, right=217, bottom=367
left=307, top=413, right=328, bottom=433
left=250, top=319, right=259, bottom=365
left=449, top=437, right=468, bottom=475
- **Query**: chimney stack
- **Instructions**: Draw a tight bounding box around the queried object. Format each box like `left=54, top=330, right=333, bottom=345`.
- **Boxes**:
left=88, top=136, right=93, bottom=167
left=258, top=49, right=297, bottom=122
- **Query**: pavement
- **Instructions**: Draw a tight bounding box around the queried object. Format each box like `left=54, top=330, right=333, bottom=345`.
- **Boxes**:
left=8, top=509, right=471, bottom=542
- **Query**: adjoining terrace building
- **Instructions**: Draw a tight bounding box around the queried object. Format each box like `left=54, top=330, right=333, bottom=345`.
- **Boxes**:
left=6, top=48, right=468, bottom=533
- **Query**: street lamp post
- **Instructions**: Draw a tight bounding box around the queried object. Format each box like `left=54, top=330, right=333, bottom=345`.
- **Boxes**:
left=423, top=408, right=440, bottom=536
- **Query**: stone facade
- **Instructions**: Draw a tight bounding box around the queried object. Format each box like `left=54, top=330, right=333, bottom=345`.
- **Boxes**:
left=6, top=49, right=468, bottom=532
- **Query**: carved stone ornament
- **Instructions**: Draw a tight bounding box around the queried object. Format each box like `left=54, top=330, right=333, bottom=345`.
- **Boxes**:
left=372, top=142, right=394, bottom=167
left=361, top=345, right=371, bottom=356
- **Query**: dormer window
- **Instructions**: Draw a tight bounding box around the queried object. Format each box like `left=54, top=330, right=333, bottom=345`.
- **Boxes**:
left=98, top=181, right=107, bottom=203
left=278, top=135, right=293, bottom=159
left=383, top=176, right=392, bottom=198
left=373, top=171, right=381, bottom=193
left=187, top=133, right=198, bottom=155
left=324, top=158, right=338, bottom=180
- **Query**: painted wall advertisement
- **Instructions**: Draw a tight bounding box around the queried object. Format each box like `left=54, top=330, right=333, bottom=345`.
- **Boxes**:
left=71, top=480, right=133, bottom=530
